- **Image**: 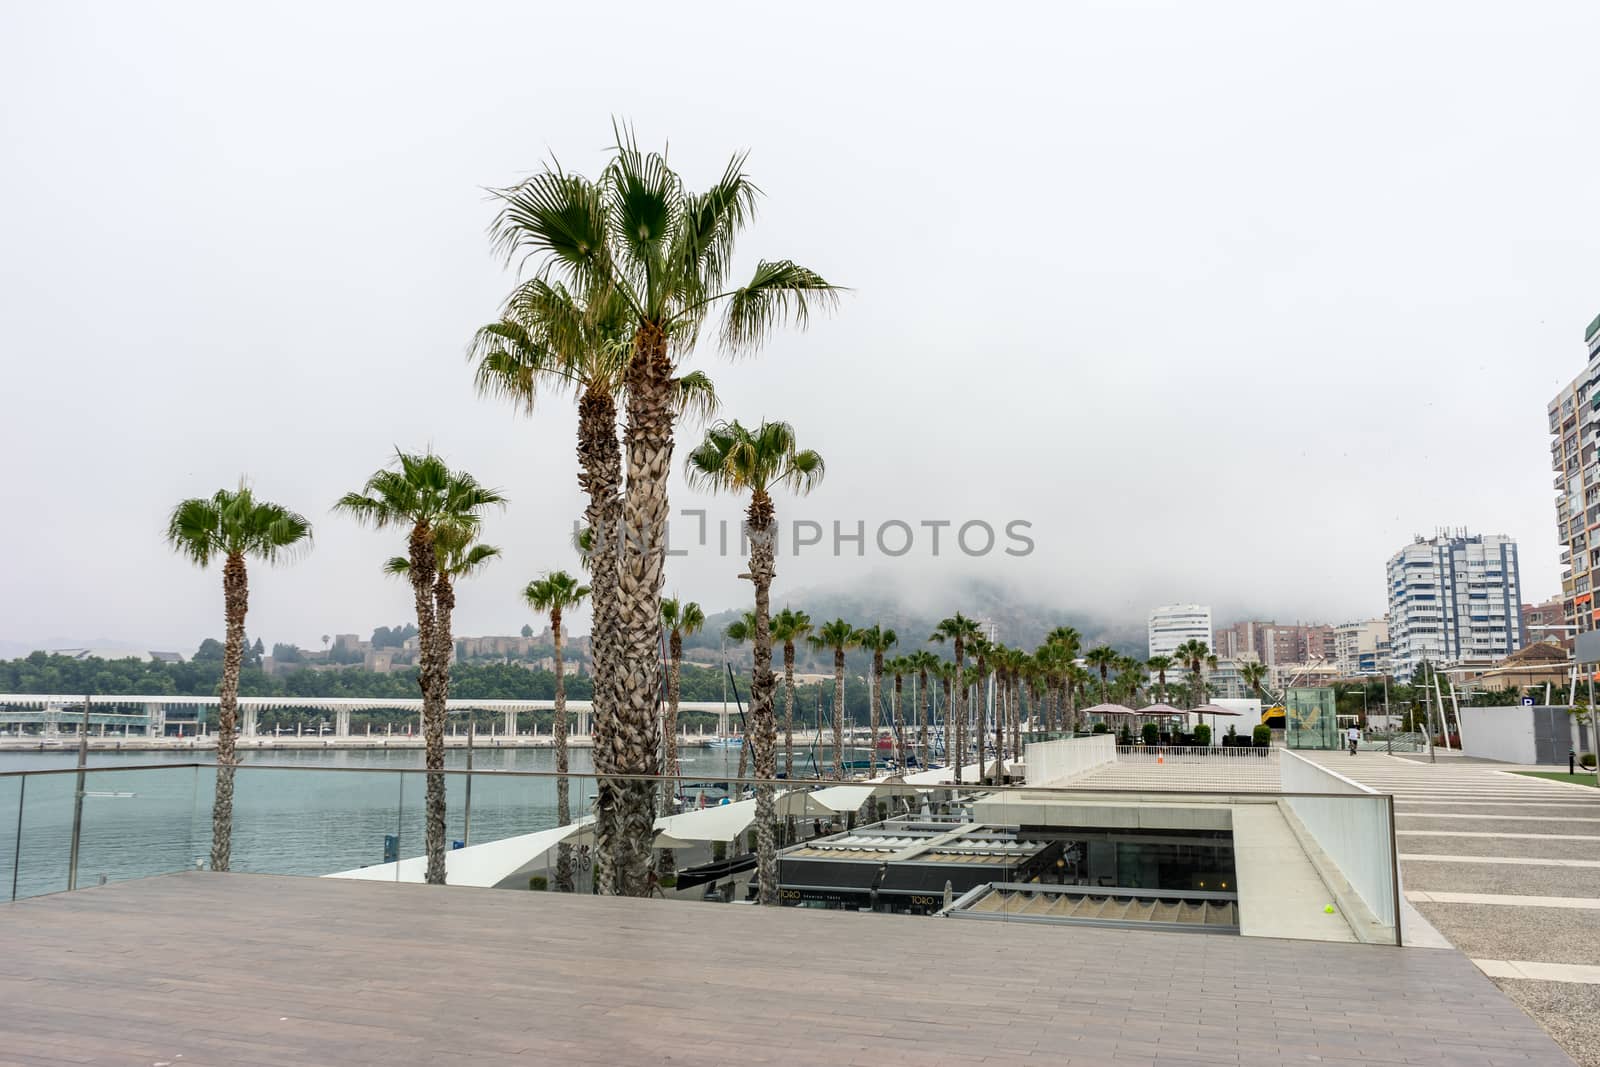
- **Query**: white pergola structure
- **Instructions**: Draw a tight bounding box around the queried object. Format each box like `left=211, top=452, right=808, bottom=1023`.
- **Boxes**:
left=0, top=694, right=731, bottom=739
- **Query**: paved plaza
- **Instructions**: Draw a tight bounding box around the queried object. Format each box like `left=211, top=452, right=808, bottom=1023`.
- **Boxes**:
left=1299, top=750, right=1600, bottom=1065
left=0, top=869, right=1574, bottom=1066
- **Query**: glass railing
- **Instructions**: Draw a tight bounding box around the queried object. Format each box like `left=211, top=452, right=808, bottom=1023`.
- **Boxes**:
left=0, top=761, right=1399, bottom=945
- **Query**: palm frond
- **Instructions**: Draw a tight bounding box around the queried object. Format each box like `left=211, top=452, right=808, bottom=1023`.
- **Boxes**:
left=719, top=260, right=841, bottom=355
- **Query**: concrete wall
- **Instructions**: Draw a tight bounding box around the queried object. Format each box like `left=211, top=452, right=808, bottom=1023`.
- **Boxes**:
left=1279, top=751, right=1396, bottom=932
left=1459, top=707, right=1538, bottom=764
left=1024, top=735, right=1116, bottom=785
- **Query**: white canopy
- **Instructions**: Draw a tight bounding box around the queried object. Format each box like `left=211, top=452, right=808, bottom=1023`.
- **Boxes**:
left=803, top=775, right=924, bottom=814
left=326, top=817, right=593, bottom=888
left=902, top=762, right=984, bottom=785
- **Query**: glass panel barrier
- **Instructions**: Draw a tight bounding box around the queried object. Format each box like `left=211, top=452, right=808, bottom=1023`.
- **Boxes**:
left=71, top=765, right=206, bottom=890
left=12, top=769, right=76, bottom=899
left=1, top=775, right=19, bottom=901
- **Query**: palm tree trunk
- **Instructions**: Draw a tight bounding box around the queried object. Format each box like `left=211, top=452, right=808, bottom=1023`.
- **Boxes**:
left=918, top=669, right=930, bottom=769
left=576, top=386, right=624, bottom=895
left=404, top=524, right=444, bottom=886
left=994, top=670, right=1005, bottom=776
left=606, top=329, right=674, bottom=898
left=659, top=629, right=683, bottom=879
left=860, top=650, right=883, bottom=820
left=832, top=648, right=845, bottom=780
left=952, top=638, right=965, bottom=782
left=553, top=610, right=574, bottom=892
left=746, top=492, right=780, bottom=905
left=973, top=656, right=987, bottom=783
left=210, top=552, right=247, bottom=872
left=891, top=676, right=907, bottom=766
left=428, top=573, right=456, bottom=886
left=783, top=643, right=796, bottom=779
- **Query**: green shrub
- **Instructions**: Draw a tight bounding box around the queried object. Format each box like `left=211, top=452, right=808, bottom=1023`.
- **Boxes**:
left=1582, top=752, right=1597, bottom=769
left=1092, top=722, right=1109, bottom=734
left=657, top=874, right=677, bottom=889
left=1141, top=723, right=1159, bottom=745
left=713, top=840, right=727, bottom=861
left=1119, top=725, right=1134, bottom=745
left=1193, top=724, right=1212, bottom=747
left=528, top=875, right=548, bottom=891
left=1252, top=724, right=1272, bottom=746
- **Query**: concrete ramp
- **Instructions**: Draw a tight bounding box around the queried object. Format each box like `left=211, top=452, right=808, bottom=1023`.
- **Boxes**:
left=1231, top=804, right=1357, bottom=943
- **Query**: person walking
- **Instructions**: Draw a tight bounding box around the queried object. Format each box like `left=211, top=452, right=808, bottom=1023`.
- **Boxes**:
left=1347, top=724, right=1361, bottom=755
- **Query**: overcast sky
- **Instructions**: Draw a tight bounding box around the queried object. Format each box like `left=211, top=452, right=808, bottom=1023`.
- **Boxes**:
left=3, top=1, right=1599, bottom=653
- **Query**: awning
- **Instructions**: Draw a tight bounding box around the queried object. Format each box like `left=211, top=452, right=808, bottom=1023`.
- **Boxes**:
left=902, top=762, right=984, bottom=785
left=804, top=776, right=923, bottom=813
left=325, top=817, right=593, bottom=888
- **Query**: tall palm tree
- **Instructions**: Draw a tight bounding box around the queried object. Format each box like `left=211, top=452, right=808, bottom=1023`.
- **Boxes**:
left=929, top=613, right=981, bottom=781
left=853, top=624, right=898, bottom=773
left=165, top=483, right=311, bottom=872
left=808, top=619, right=859, bottom=780
left=470, top=287, right=716, bottom=896
left=1114, top=655, right=1146, bottom=708
left=524, top=570, right=589, bottom=892
left=1173, top=638, right=1220, bottom=728
left=905, top=649, right=939, bottom=768
left=967, top=634, right=993, bottom=782
left=336, top=451, right=504, bottom=885
left=884, top=656, right=911, bottom=766
left=489, top=131, right=839, bottom=897
left=770, top=608, right=813, bottom=778
left=1146, top=655, right=1175, bottom=704
left=721, top=609, right=760, bottom=779
left=659, top=596, right=705, bottom=797
left=1238, top=659, right=1269, bottom=701
left=685, top=420, right=822, bottom=904
left=935, top=660, right=957, bottom=764
left=1045, top=626, right=1081, bottom=731
left=1085, top=646, right=1120, bottom=706
left=1067, top=663, right=1094, bottom=725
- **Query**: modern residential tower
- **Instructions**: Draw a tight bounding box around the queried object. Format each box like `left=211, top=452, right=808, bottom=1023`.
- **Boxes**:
left=1385, top=531, right=1522, bottom=680
left=1546, top=310, right=1600, bottom=643
left=1148, top=604, right=1213, bottom=659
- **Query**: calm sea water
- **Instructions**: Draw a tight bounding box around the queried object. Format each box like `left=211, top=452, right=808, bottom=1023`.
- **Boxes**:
left=0, top=745, right=821, bottom=901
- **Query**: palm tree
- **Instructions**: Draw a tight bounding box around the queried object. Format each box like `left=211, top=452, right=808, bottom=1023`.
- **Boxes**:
left=1173, top=638, right=1220, bottom=729
left=770, top=608, right=813, bottom=778
left=685, top=418, right=824, bottom=904
left=1146, top=655, right=1175, bottom=704
left=1114, top=655, right=1146, bottom=708
left=489, top=131, right=838, bottom=897
left=884, top=656, right=912, bottom=766
left=853, top=625, right=898, bottom=773
left=930, top=613, right=981, bottom=781
left=905, top=649, right=939, bottom=768
left=808, top=619, right=859, bottom=779
left=166, top=483, right=311, bottom=872
left=524, top=570, right=589, bottom=892
left=470, top=284, right=716, bottom=897
left=935, top=660, right=957, bottom=765
left=1238, top=659, right=1269, bottom=701
left=1085, top=646, right=1120, bottom=707
left=658, top=597, right=705, bottom=797
left=721, top=609, right=760, bottom=779
left=1067, top=663, right=1094, bottom=723
left=336, top=451, right=504, bottom=885
left=1045, top=626, right=1081, bottom=731
left=967, top=634, right=994, bottom=782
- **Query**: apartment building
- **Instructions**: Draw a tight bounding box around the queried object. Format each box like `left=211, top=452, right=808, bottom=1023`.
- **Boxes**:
left=1385, top=531, right=1522, bottom=680
left=1148, top=604, right=1213, bottom=659
left=1333, top=618, right=1390, bottom=676
left=1212, top=620, right=1336, bottom=668
left=1548, top=311, right=1600, bottom=640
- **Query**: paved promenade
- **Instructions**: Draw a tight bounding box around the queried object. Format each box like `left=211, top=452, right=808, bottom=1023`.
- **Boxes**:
left=0, top=871, right=1572, bottom=1065
left=1301, top=750, right=1600, bottom=1065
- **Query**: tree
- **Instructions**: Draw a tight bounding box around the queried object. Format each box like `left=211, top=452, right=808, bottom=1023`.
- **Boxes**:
left=520, top=623, right=534, bottom=639
left=686, top=419, right=824, bottom=905
left=1085, top=646, right=1120, bottom=705
left=770, top=608, right=813, bottom=778
left=968, top=634, right=993, bottom=782
left=194, top=638, right=225, bottom=663
left=883, top=656, right=911, bottom=766
left=166, top=482, right=312, bottom=871
left=930, top=613, right=981, bottom=781
left=1238, top=659, right=1268, bottom=701
left=1044, top=626, right=1081, bottom=731
left=1146, top=655, right=1174, bottom=704
left=854, top=624, right=898, bottom=774
left=488, top=129, right=838, bottom=897
left=903, top=649, right=940, bottom=768
left=808, top=619, right=859, bottom=780
left=1173, top=638, right=1219, bottom=728
left=524, top=570, right=589, bottom=892
left=657, top=595, right=705, bottom=878
left=336, top=451, right=504, bottom=885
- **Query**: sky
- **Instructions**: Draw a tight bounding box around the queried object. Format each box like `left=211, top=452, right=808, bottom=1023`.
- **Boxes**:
left=3, top=0, right=1599, bottom=654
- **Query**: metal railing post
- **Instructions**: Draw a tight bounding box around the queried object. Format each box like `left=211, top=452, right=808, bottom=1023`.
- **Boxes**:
left=463, top=722, right=474, bottom=846
left=1387, top=792, right=1402, bottom=947
left=66, top=695, right=90, bottom=891
left=10, top=774, right=23, bottom=901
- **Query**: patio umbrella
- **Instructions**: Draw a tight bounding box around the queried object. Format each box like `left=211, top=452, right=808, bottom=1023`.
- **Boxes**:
left=1078, top=702, right=1136, bottom=717
left=1195, top=703, right=1244, bottom=717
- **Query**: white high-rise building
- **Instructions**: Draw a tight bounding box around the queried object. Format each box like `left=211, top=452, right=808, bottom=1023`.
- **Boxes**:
left=1333, top=618, right=1390, bottom=677
left=1386, top=532, right=1522, bottom=680
left=1148, top=604, right=1214, bottom=660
